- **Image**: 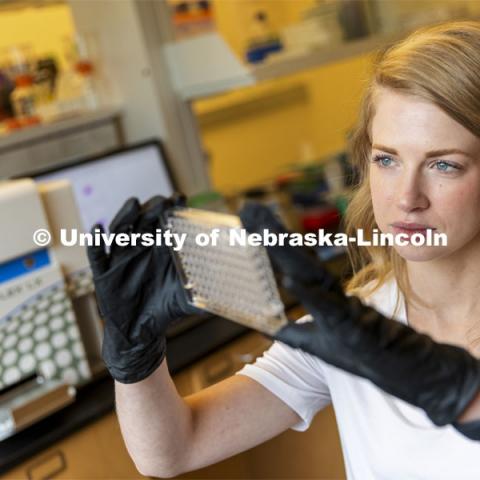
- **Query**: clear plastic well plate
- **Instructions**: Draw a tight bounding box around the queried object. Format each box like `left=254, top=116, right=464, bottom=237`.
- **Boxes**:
left=165, top=208, right=287, bottom=336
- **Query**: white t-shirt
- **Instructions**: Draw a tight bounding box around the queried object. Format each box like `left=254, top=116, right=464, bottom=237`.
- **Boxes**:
left=236, top=278, right=480, bottom=479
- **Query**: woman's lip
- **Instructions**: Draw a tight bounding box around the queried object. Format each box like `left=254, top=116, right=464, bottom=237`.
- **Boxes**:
left=391, top=223, right=435, bottom=230
left=391, top=225, right=434, bottom=238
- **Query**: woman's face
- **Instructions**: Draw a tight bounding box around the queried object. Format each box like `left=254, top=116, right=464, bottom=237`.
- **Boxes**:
left=369, top=87, right=480, bottom=262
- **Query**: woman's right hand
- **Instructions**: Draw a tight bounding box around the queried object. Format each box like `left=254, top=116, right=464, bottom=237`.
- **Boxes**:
left=87, top=195, right=199, bottom=384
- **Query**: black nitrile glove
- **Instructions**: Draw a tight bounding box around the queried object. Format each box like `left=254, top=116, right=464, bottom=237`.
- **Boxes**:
left=239, top=202, right=480, bottom=439
left=454, top=419, right=480, bottom=441
left=276, top=279, right=480, bottom=430
left=87, top=195, right=198, bottom=384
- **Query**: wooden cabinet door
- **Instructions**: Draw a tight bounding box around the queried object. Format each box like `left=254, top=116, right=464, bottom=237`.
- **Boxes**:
left=0, top=413, right=142, bottom=480
left=1, top=331, right=345, bottom=479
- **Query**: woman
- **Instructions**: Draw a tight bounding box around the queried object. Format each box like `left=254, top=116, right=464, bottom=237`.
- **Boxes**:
left=88, top=21, right=480, bottom=479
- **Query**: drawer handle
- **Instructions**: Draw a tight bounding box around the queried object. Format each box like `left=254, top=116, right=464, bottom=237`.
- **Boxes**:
left=26, top=450, right=66, bottom=480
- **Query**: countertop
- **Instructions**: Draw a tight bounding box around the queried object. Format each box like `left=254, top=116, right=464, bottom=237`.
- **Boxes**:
left=0, top=253, right=349, bottom=474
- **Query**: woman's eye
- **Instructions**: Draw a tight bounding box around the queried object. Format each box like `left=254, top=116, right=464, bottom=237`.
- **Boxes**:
left=433, top=160, right=459, bottom=173
left=372, top=155, right=394, bottom=167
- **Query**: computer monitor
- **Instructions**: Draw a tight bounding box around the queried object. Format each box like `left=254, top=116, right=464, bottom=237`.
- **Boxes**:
left=30, top=141, right=176, bottom=231
left=17, top=140, right=248, bottom=368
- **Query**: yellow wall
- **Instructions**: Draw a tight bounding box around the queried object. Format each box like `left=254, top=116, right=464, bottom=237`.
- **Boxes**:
left=195, top=0, right=373, bottom=193
left=194, top=52, right=372, bottom=193
left=195, top=0, right=480, bottom=194
left=0, top=3, right=75, bottom=69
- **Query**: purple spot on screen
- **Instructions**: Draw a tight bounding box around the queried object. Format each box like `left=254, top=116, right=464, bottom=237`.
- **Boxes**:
left=82, top=185, right=93, bottom=196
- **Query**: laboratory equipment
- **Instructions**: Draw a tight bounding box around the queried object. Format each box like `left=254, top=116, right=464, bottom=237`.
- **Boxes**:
left=0, top=178, right=94, bottom=440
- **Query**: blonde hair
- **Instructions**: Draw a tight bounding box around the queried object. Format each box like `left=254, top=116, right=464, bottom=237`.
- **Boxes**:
left=344, top=21, right=480, bottom=310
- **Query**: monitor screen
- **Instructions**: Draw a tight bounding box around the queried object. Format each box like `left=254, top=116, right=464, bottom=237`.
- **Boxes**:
left=34, top=142, right=175, bottom=231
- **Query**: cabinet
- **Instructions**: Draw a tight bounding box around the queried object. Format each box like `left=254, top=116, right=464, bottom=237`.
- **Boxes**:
left=1, top=413, right=142, bottom=480
left=0, top=331, right=345, bottom=479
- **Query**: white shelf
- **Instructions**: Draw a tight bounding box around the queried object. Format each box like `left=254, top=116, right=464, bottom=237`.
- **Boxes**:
left=252, top=30, right=405, bottom=83
left=164, top=33, right=255, bottom=101
left=169, top=12, right=480, bottom=101
left=0, top=106, right=122, bottom=152
left=164, top=29, right=408, bottom=101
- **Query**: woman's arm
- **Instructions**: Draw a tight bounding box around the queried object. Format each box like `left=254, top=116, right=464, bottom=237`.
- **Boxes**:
left=115, top=361, right=300, bottom=478
left=87, top=196, right=300, bottom=477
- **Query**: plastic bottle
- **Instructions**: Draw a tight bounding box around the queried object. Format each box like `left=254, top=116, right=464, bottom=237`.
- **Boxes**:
left=245, top=11, right=283, bottom=63
left=11, top=74, right=36, bottom=118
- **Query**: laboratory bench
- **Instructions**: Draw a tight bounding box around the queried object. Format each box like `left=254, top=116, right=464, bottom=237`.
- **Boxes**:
left=0, top=254, right=349, bottom=479
left=0, top=328, right=346, bottom=480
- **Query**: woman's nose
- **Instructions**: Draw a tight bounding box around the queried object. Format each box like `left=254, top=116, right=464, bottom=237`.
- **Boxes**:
left=396, top=174, right=430, bottom=213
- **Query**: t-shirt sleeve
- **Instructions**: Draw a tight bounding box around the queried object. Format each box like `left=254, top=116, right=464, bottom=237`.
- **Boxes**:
left=236, top=316, right=331, bottom=431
